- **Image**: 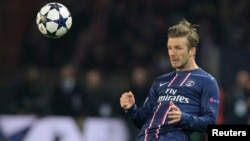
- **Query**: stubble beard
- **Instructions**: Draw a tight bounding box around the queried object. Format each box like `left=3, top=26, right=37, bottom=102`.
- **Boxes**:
left=173, top=59, right=189, bottom=71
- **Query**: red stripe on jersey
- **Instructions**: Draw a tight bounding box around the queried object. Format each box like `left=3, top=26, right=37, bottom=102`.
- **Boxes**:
left=168, top=73, right=178, bottom=87
left=179, top=72, right=191, bottom=86
left=144, top=102, right=162, bottom=141
left=154, top=104, right=172, bottom=138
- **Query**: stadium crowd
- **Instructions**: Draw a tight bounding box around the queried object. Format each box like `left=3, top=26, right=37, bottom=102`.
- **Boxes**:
left=0, top=0, right=250, bottom=141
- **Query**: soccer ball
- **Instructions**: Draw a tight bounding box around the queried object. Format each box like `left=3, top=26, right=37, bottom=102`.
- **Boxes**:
left=36, top=2, right=72, bottom=38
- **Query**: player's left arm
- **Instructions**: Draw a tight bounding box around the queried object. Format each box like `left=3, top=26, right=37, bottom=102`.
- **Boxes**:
left=168, top=78, right=220, bottom=133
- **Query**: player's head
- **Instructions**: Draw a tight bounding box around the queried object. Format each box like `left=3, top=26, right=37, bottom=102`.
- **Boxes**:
left=168, top=19, right=199, bottom=49
left=167, top=19, right=200, bottom=71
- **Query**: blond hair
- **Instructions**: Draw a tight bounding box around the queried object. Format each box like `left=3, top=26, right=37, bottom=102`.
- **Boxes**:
left=168, top=19, right=200, bottom=49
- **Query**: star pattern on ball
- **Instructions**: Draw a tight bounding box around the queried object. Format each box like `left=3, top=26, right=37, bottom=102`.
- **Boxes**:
left=55, top=14, right=68, bottom=29
left=48, top=3, right=62, bottom=11
left=38, top=13, right=52, bottom=27
left=46, top=31, right=58, bottom=38
left=36, top=2, right=72, bottom=38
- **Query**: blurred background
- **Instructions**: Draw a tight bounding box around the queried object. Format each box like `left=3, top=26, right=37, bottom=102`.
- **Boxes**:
left=0, top=0, right=250, bottom=141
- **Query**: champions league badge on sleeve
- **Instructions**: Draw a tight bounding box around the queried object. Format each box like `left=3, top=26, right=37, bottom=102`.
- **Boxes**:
left=209, top=97, right=219, bottom=104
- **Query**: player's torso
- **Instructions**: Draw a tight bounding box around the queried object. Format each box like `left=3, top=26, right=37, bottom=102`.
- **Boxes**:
left=155, top=71, right=203, bottom=114
left=140, top=70, right=206, bottom=137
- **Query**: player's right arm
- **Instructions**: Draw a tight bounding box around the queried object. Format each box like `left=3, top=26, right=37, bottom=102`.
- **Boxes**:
left=120, top=82, right=158, bottom=128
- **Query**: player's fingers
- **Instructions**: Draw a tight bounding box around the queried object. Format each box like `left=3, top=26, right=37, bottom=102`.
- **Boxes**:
left=120, top=93, right=128, bottom=105
left=169, top=101, right=174, bottom=106
left=168, top=119, right=178, bottom=124
left=168, top=114, right=179, bottom=119
left=169, top=101, right=180, bottom=112
left=120, top=92, right=129, bottom=100
left=120, top=98, right=129, bottom=106
left=169, top=110, right=181, bottom=116
left=170, top=101, right=178, bottom=108
left=127, top=91, right=134, bottom=97
left=168, top=110, right=181, bottom=117
left=121, top=101, right=131, bottom=109
left=120, top=93, right=131, bottom=106
left=125, top=91, right=134, bottom=102
left=121, top=92, right=129, bottom=97
left=168, top=114, right=181, bottom=124
left=120, top=94, right=127, bottom=100
left=171, top=105, right=179, bottom=111
left=121, top=103, right=127, bottom=109
left=120, top=91, right=135, bottom=109
left=120, top=98, right=129, bottom=104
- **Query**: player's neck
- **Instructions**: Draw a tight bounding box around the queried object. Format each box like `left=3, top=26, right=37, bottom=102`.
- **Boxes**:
left=176, top=61, right=199, bottom=71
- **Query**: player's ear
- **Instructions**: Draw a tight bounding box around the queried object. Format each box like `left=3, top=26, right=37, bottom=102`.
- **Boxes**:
left=189, top=47, right=196, bottom=57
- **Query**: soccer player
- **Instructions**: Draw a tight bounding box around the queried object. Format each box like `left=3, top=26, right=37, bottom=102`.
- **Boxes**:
left=120, top=19, right=220, bottom=141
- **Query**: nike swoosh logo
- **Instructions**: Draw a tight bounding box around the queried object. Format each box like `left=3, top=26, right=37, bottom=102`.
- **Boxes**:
left=159, top=82, right=169, bottom=86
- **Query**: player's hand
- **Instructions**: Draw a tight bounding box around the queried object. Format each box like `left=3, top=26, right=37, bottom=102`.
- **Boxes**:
left=168, top=101, right=182, bottom=124
left=120, top=91, right=135, bottom=110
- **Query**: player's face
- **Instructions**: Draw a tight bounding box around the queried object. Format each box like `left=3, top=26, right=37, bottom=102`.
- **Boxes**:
left=167, top=37, right=194, bottom=70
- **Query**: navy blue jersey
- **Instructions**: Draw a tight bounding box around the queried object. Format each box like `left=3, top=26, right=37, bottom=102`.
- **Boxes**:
left=126, top=68, right=220, bottom=141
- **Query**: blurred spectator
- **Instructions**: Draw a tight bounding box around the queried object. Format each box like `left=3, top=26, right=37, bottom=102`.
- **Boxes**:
left=128, top=66, right=151, bottom=107
left=224, top=70, right=250, bottom=124
left=50, top=64, right=86, bottom=118
left=83, top=69, right=113, bottom=117
left=13, top=66, right=50, bottom=116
